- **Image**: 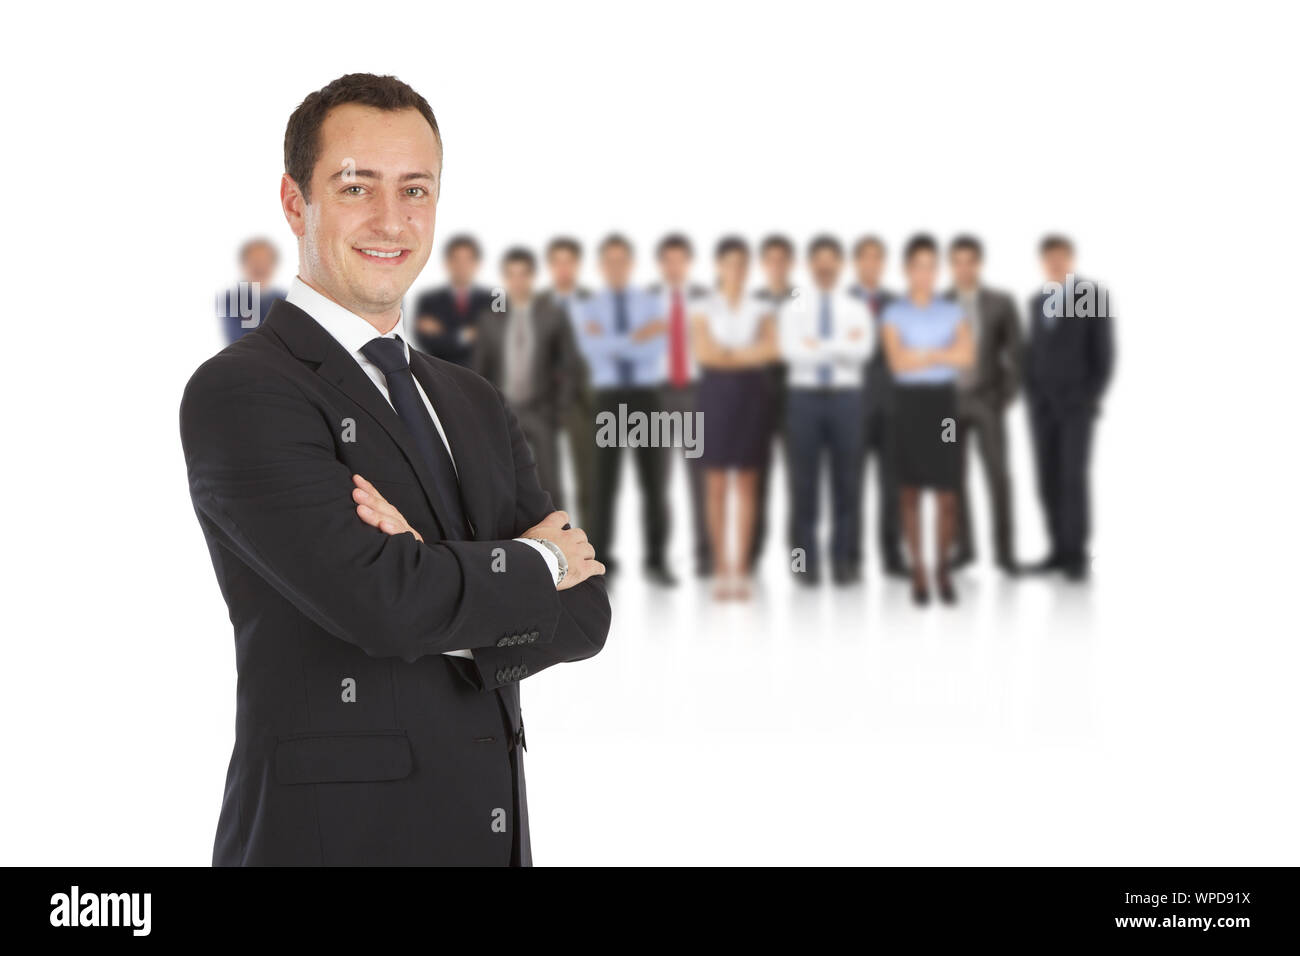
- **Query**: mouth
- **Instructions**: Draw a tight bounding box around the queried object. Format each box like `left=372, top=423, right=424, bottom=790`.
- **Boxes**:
left=354, top=247, right=411, bottom=265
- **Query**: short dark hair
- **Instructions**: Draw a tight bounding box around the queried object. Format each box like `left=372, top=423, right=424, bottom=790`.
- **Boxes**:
left=852, top=234, right=886, bottom=259
left=903, top=233, right=938, bottom=263
left=1039, top=234, right=1075, bottom=256
left=807, top=234, right=844, bottom=259
left=502, top=246, right=536, bottom=271
left=599, top=233, right=633, bottom=256
left=284, top=73, right=441, bottom=203
left=714, top=236, right=750, bottom=260
left=656, top=232, right=693, bottom=259
left=949, top=234, right=983, bottom=260
left=546, top=236, right=582, bottom=259
left=759, top=234, right=794, bottom=258
left=444, top=234, right=481, bottom=260
left=238, top=237, right=278, bottom=264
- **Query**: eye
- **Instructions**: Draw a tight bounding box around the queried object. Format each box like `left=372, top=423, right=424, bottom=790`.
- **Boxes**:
left=343, top=184, right=365, bottom=196
left=405, top=186, right=428, bottom=198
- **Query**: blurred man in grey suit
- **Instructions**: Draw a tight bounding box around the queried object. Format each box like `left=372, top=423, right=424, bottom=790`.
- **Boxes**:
left=473, top=247, right=584, bottom=510
left=944, top=235, right=1024, bottom=574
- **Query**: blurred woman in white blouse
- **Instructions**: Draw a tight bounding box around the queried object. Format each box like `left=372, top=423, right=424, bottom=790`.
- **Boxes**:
left=689, top=237, right=779, bottom=599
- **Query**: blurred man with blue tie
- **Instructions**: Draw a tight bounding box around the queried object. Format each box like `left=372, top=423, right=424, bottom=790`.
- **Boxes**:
left=778, top=236, right=873, bottom=585
left=573, top=234, right=675, bottom=585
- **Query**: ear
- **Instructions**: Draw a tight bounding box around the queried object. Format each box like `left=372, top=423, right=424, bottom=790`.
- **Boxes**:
left=280, top=174, right=307, bottom=238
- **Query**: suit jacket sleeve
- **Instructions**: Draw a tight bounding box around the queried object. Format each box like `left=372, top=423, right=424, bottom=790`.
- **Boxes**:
left=467, top=385, right=612, bottom=690
left=179, top=353, right=593, bottom=665
left=1000, top=294, right=1025, bottom=406
left=413, top=291, right=458, bottom=358
left=1087, top=299, right=1116, bottom=408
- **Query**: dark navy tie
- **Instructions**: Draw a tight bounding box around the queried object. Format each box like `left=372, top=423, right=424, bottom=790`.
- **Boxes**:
left=614, top=290, right=634, bottom=387
left=360, top=336, right=470, bottom=540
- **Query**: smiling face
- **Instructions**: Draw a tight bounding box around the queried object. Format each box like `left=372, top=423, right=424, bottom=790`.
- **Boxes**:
left=281, top=103, right=441, bottom=328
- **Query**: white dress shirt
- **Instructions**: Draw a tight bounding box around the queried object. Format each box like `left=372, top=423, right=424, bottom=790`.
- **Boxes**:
left=777, top=285, right=875, bottom=389
left=286, top=278, right=561, bottom=657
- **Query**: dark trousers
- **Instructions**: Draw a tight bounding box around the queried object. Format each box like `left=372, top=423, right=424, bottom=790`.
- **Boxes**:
left=1028, top=398, right=1096, bottom=568
left=564, top=383, right=596, bottom=526
left=590, top=386, right=669, bottom=569
left=858, top=386, right=905, bottom=569
left=517, top=409, right=563, bottom=513
left=786, top=388, right=865, bottom=573
left=954, top=392, right=1016, bottom=565
left=659, top=383, right=710, bottom=573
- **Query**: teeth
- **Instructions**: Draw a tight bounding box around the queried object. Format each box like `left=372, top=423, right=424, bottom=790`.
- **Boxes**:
left=360, top=249, right=402, bottom=258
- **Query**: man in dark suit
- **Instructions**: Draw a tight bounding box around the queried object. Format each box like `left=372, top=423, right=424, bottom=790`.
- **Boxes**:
left=649, top=233, right=710, bottom=580
left=472, top=246, right=584, bottom=511
left=1024, top=235, right=1116, bottom=581
left=751, top=234, right=795, bottom=573
left=180, top=73, right=610, bottom=866
left=944, top=235, right=1024, bottom=574
left=538, top=237, right=595, bottom=527
left=848, top=235, right=908, bottom=577
left=411, top=234, right=493, bottom=365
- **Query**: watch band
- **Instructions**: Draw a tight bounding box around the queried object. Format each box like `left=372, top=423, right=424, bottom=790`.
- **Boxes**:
left=533, top=537, right=568, bottom=587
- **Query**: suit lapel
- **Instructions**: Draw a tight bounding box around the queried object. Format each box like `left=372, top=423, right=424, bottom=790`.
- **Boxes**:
left=409, top=352, right=494, bottom=541
left=263, top=299, right=458, bottom=540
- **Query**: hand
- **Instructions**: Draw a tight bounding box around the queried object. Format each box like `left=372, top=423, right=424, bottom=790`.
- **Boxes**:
left=848, top=327, right=863, bottom=340
left=352, top=474, right=423, bottom=543
left=460, top=326, right=478, bottom=344
left=632, top=318, right=668, bottom=342
left=417, top=316, right=444, bottom=336
left=803, top=337, right=819, bottom=349
left=520, top=510, right=605, bottom=590
left=584, top=320, right=604, bottom=337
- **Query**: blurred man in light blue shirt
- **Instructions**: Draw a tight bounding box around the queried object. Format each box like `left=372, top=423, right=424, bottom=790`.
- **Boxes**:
left=572, top=235, right=675, bottom=586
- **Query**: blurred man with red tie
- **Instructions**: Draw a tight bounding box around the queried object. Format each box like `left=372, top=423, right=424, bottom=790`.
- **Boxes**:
left=411, top=234, right=493, bottom=365
left=650, top=233, right=712, bottom=578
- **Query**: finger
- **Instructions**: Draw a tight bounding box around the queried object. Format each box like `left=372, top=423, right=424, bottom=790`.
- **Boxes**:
left=542, top=510, right=569, bottom=528
left=356, top=503, right=383, bottom=529
left=581, top=543, right=596, bottom=560
left=353, top=474, right=378, bottom=496
left=588, top=560, right=607, bottom=576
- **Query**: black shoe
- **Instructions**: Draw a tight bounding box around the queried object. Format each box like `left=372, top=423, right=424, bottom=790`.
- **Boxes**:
left=883, top=561, right=912, bottom=580
left=937, top=575, right=958, bottom=605
left=645, top=565, right=679, bottom=587
left=996, top=559, right=1020, bottom=577
left=948, top=551, right=974, bottom=572
left=911, top=581, right=931, bottom=606
left=795, top=569, right=821, bottom=588
left=832, top=563, right=861, bottom=585
left=1025, top=554, right=1064, bottom=574
left=1062, top=563, right=1089, bottom=582
left=695, top=562, right=714, bottom=579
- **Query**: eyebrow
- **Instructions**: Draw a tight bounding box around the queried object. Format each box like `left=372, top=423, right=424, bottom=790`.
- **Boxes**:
left=328, top=168, right=437, bottom=183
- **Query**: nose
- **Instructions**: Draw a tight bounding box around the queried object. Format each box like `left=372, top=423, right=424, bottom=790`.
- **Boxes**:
left=368, top=189, right=405, bottom=240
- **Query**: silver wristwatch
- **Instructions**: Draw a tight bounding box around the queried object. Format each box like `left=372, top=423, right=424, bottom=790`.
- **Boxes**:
left=533, top=537, right=568, bottom=587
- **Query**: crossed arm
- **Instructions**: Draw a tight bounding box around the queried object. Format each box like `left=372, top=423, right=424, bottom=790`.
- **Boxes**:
left=882, top=320, right=975, bottom=376
left=180, top=356, right=610, bottom=683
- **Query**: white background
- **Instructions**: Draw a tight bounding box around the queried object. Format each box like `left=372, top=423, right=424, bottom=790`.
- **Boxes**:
left=1, top=0, right=1297, bottom=865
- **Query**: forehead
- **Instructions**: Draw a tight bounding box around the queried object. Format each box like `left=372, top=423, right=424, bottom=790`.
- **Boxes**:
left=315, top=104, right=442, bottom=176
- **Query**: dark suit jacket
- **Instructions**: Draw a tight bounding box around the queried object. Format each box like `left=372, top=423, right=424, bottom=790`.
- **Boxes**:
left=942, top=286, right=1025, bottom=408
left=179, top=299, right=611, bottom=866
left=412, top=285, right=495, bottom=366
left=471, top=296, right=584, bottom=426
left=1025, top=278, right=1116, bottom=415
left=537, top=287, right=593, bottom=411
left=848, top=285, right=897, bottom=406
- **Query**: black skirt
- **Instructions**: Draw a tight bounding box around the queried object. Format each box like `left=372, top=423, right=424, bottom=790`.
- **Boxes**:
left=698, top=367, right=772, bottom=468
left=890, top=383, right=960, bottom=490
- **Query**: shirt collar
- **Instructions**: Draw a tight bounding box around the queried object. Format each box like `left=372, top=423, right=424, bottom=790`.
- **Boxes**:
left=287, top=276, right=408, bottom=361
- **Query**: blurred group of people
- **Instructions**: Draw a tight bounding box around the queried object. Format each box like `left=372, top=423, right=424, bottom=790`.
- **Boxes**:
left=221, top=230, right=1114, bottom=606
